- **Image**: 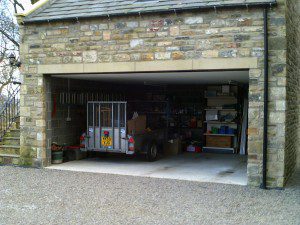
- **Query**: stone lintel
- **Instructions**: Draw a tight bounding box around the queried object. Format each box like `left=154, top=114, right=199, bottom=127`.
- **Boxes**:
left=37, top=58, right=258, bottom=74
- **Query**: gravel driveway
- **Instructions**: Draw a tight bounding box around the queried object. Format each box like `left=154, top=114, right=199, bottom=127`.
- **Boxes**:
left=0, top=166, right=299, bottom=225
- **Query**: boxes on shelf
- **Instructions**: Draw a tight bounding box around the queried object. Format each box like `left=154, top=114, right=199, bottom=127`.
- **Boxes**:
left=206, top=136, right=232, bottom=148
left=222, top=85, right=230, bottom=94
left=205, top=110, right=218, bottom=121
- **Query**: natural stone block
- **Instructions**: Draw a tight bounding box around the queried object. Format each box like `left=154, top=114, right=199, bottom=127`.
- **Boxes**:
left=52, top=43, right=65, bottom=51
left=127, top=21, right=139, bottom=28
left=234, top=34, right=250, bottom=42
left=166, top=47, right=180, bottom=51
left=269, top=87, right=286, bottom=100
left=157, top=32, right=168, bottom=37
left=139, top=33, right=156, bottom=38
left=202, top=50, right=219, bottom=58
left=275, top=100, right=286, bottom=111
left=84, top=31, right=93, bottom=36
left=170, top=26, right=179, bottom=36
left=205, top=29, right=218, bottom=35
left=73, top=56, right=82, bottom=63
left=130, top=39, right=144, bottom=48
left=269, top=37, right=287, bottom=50
left=113, top=54, right=131, bottom=62
left=197, top=40, right=213, bottom=50
left=269, top=112, right=285, bottom=124
left=184, top=16, right=203, bottom=24
left=36, top=120, right=46, bottom=127
left=90, top=24, right=98, bottom=31
left=180, top=46, right=194, bottom=51
left=237, top=18, right=253, bottom=26
left=155, top=52, right=171, bottom=60
left=130, top=53, right=141, bottom=61
left=271, top=64, right=286, bottom=76
left=157, top=41, right=172, bottom=47
left=115, top=22, right=126, bottom=29
left=98, top=24, right=108, bottom=30
left=12, top=158, right=19, bottom=165
left=83, top=51, right=97, bottom=63
left=219, top=49, right=237, bottom=58
left=103, top=31, right=111, bottom=40
left=172, top=52, right=185, bottom=60
left=251, top=48, right=264, bottom=57
left=80, top=25, right=90, bottom=31
left=210, top=19, right=225, bottom=27
left=141, top=53, right=154, bottom=61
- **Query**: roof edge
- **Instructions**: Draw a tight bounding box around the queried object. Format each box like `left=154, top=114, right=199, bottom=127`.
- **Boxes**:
left=16, top=0, right=50, bottom=18
left=23, top=1, right=277, bottom=24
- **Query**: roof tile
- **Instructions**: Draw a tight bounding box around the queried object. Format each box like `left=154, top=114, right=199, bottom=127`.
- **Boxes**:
left=24, top=0, right=276, bottom=23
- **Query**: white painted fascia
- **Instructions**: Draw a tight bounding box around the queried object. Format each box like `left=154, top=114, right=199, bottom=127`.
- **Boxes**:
left=15, top=0, right=50, bottom=17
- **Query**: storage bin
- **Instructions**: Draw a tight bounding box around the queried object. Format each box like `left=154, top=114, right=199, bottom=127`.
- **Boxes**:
left=219, top=126, right=227, bottom=134
left=211, top=127, right=219, bottom=134
left=227, top=128, right=235, bottom=134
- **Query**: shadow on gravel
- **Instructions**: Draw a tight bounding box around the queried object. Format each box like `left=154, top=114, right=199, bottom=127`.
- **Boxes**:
left=285, top=168, right=300, bottom=190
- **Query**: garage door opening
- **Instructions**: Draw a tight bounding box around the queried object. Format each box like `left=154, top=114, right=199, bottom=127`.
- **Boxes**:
left=46, top=70, right=249, bottom=185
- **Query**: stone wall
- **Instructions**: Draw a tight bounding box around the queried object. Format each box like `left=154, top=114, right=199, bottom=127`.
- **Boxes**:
left=16, top=3, right=292, bottom=187
left=286, top=0, right=300, bottom=170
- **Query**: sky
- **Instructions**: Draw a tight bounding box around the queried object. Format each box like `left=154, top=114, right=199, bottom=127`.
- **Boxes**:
left=20, top=0, right=32, bottom=11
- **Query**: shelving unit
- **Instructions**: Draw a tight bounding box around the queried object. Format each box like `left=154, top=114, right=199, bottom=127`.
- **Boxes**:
left=204, top=121, right=237, bottom=124
left=204, top=133, right=235, bottom=137
left=205, top=108, right=236, bottom=112
left=203, top=85, right=240, bottom=154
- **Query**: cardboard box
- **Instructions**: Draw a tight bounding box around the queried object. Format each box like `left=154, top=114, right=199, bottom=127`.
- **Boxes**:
left=222, top=85, right=230, bottom=94
left=127, top=115, right=147, bottom=134
left=164, top=138, right=181, bottom=156
left=206, top=136, right=232, bottom=148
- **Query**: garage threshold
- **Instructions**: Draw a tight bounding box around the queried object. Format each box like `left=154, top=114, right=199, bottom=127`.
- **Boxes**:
left=47, top=153, right=247, bottom=185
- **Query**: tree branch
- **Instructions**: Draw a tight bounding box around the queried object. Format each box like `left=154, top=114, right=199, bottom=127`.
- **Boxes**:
left=0, top=29, right=19, bottom=47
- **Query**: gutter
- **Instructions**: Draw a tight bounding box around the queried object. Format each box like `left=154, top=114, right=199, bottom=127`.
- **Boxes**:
left=19, top=2, right=277, bottom=24
left=261, top=7, right=269, bottom=189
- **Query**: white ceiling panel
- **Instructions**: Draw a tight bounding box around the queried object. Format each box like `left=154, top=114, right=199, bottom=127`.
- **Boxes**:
left=51, top=70, right=249, bottom=85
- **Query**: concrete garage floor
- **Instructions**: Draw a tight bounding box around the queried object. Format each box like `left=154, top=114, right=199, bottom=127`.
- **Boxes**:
left=48, top=153, right=247, bottom=185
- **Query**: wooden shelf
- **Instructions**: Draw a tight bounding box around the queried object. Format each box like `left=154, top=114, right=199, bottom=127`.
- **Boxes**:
left=205, top=96, right=236, bottom=99
left=140, top=112, right=166, bottom=114
left=128, top=100, right=167, bottom=103
left=204, top=121, right=237, bottom=124
left=204, top=133, right=235, bottom=137
left=202, top=146, right=235, bottom=154
left=203, top=146, right=235, bottom=150
left=205, top=108, right=237, bottom=112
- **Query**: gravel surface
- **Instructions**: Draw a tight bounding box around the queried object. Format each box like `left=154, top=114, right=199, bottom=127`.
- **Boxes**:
left=0, top=166, right=299, bottom=225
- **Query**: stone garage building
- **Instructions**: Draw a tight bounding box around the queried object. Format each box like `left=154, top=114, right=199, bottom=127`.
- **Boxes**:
left=1, top=0, right=298, bottom=188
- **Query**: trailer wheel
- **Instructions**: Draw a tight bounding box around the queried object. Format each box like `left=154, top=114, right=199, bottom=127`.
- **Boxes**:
left=146, top=142, right=158, bottom=162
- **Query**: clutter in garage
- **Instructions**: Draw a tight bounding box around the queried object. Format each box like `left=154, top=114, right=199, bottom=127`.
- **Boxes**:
left=49, top=77, right=248, bottom=164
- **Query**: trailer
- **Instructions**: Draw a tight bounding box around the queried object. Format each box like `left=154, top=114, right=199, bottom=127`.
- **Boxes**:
left=84, top=101, right=166, bottom=161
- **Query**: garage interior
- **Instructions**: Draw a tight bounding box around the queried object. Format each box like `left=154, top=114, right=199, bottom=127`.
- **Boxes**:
left=47, top=70, right=249, bottom=185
